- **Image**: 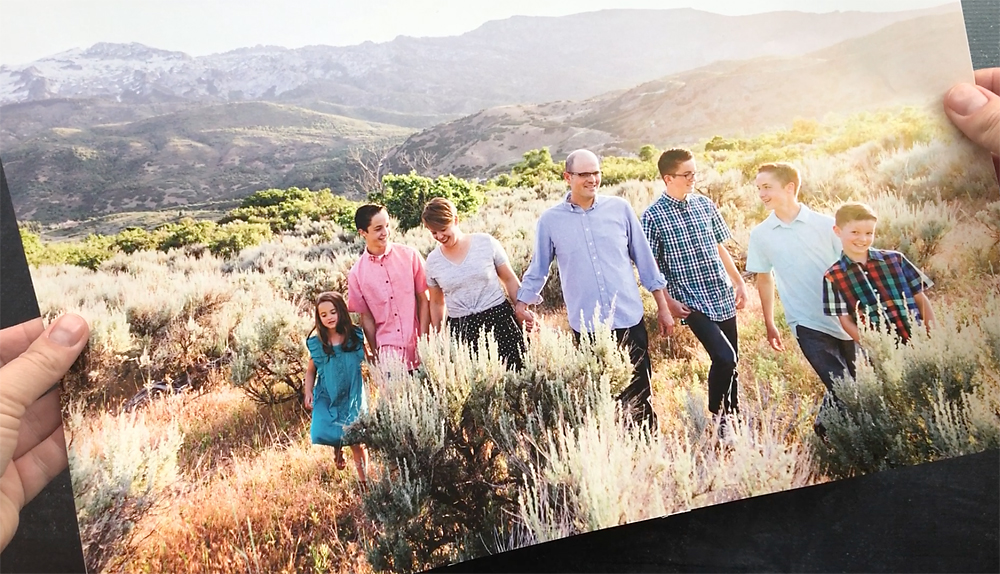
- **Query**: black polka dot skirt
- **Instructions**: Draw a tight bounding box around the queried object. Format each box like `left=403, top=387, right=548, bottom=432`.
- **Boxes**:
left=447, top=300, right=525, bottom=370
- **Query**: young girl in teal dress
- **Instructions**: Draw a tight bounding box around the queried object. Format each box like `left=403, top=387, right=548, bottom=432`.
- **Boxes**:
left=304, top=291, right=369, bottom=484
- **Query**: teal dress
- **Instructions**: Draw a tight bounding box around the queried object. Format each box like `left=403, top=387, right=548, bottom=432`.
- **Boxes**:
left=306, top=327, right=368, bottom=447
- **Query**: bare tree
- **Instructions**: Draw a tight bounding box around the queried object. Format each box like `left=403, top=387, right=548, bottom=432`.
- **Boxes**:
left=346, top=139, right=395, bottom=196
left=395, top=147, right=434, bottom=176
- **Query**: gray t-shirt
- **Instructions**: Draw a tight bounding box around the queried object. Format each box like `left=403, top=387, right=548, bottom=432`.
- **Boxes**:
left=426, top=233, right=510, bottom=318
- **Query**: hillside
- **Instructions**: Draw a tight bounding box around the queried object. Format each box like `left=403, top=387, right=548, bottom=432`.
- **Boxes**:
left=0, top=8, right=945, bottom=112
left=0, top=5, right=962, bottom=222
left=392, top=9, right=972, bottom=177
left=3, top=101, right=411, bottom=221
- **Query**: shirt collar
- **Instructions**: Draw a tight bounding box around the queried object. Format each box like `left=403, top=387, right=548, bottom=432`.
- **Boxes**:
left=562, top=191, right=602, bottom=211
left=660, top=192, right=689, bottom=208
left=366, top=242, right=395, bottom=261
left=838, top=248, right=881, bottom=268
left=767, top=204, right=812, bottom=229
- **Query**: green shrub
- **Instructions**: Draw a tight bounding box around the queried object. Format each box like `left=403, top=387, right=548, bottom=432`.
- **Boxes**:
left=866, top=194, right=956, bottom=268
left=352, top=317, right=632, bottom=572
left=372, top=172, right=485, bottom=231
left=68, top=405, right=183, bottom=574
left=815, top=303, right=1000, bottom=479
left=207, top=221, right=273, bottom=258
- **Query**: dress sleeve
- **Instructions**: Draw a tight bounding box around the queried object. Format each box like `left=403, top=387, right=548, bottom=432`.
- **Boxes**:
left=305, top=335, right=324, bottom=361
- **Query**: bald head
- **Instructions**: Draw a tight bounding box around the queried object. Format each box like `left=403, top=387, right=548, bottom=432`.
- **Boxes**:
left=565, top=149, right=599, bottom=173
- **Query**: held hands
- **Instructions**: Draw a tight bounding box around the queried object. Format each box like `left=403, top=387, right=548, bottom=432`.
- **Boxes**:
left=1, top=313, right=90, bottom=551
left=666, top=297, right=691, bottom=319
left=656, top=305, right=675, bottom=338
left=514, top=301, right=536, bottom=332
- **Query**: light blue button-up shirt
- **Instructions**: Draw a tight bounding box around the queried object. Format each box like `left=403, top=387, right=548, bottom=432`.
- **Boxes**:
left=517, top=193, right=667, bottom=332
left=746, top=204, right=851, bottom=340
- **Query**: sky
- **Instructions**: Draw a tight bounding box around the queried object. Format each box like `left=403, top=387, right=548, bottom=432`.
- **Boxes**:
left=0, top=0, right=955, bottom=66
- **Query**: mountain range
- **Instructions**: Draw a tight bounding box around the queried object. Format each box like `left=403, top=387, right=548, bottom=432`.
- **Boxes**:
left=0, top=4, right=966, bottom=224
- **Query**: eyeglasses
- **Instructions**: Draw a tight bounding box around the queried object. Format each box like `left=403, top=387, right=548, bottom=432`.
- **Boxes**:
left=665, top=171, right=697, bottom=181
left=568, top=171, right=601, bottom=179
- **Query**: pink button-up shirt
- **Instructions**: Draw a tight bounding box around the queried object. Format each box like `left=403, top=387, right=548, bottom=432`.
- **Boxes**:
left=347, top=242, right=428, bottom=368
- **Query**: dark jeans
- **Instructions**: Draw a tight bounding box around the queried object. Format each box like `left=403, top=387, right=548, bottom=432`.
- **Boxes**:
left=795, top=325, right=857, bottom=404
left=574, top=321, right=657, bottom=429
left=685, top=310, right=739, bottom=415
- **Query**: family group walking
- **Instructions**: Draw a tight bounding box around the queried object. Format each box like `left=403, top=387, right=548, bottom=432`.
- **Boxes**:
left=303, top=147, right=936, bottom=482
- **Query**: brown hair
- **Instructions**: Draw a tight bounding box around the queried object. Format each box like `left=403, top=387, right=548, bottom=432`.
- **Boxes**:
left=835, top=202, right=878, bottom=227
left=421, top=197, right=458, bottom=230
left=354, top=203, right=387, bottom=232
left=757, top=162, right=801, bottom=194
left=657, top=148, right=694, bottom=177
left=311, top=291, right=361, bottom=354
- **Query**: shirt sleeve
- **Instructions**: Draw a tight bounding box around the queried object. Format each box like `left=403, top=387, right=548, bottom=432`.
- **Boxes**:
left=424, top=251, right=440, bottom=288
left=822, top=274, right=851, bottom=317
left=412, top=248, right=428, bottom=293
left=488, top=234, right=509, bottom=267
left=516, top=214, right=554, bottom=305
left=641, top=208, right=668, bottom=285
left=897, top=253, right=933, bottom=293
left=710, top=200, right=733, bottom=244
left=347, top=266, right=370, bottom=315
left=745, top=229, right=771, bottom=273
left=627, top=203, right=667, bottom=293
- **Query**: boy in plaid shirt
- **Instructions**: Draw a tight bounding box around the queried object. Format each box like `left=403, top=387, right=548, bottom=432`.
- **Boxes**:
left=641, top=148, right=747, bottom=420
left=822, top=202, right=936, bottom=344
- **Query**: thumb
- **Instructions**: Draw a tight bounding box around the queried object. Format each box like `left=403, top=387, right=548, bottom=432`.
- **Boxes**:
left=0, top=314, right=89, bottom=413
left=944, top=83, right=1000, bottom=156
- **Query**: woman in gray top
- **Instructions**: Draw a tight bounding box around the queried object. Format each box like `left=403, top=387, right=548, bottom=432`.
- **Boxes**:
left=422, top=197, right=525, bottom=369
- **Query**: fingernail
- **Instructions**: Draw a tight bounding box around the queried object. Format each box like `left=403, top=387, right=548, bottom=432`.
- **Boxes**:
left=48, top=314, right=88, bottom=347
left=946, top=83, right=988, bottom=116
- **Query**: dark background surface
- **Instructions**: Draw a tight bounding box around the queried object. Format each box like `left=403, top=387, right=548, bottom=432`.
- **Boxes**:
left=1, top=1, right=998, bottom=572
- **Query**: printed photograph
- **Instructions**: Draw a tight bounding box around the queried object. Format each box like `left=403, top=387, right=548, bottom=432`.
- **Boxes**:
left=1, top=0, right=997, bottom=572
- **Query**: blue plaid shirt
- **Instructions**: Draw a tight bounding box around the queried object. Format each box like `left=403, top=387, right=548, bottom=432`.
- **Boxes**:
left=641, top=192, right=736, bottom=322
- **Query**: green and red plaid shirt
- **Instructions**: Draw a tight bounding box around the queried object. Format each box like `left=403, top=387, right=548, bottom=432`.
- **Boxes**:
left=822, top=249, right=932, bottom=342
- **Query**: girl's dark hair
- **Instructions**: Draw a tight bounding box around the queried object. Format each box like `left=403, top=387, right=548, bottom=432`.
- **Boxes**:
left=311, top=291, right=362, bottom=355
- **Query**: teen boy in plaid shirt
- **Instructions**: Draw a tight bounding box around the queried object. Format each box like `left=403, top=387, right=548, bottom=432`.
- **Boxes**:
left=641, top=148, right=747, bottom=420
left=822, top=202, right=936, bottom=344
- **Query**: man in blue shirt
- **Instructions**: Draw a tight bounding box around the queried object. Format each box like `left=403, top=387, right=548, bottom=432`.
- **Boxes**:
left=641, top=148, right=747, bottom=421
left=515, top=149, right=674, bottom=429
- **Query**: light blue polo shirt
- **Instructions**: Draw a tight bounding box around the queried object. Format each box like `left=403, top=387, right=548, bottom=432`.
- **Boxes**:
left=746, top=204, right=850, bottom=340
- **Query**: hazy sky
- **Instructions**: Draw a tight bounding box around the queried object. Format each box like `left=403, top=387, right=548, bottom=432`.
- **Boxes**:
left=1, top=0, right=955, bottom=66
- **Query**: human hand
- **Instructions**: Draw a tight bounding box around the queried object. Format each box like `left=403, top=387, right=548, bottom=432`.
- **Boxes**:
left=765, top=323, right=784, bottom=351
left=733, top=282, right=748, bottom=310
left=304, top=392, right=313, bottom=411
left=1, top=313, right=89, bottom=551
left=514, top=301, right=536, bottom=332
left=944, top=68, right=1000, bottom=161
left=667, top=297, right=691, bottom=319
left=656, top=305, right=675, bottom=338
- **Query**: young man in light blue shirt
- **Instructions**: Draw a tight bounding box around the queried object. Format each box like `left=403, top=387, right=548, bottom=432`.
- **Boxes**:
left=515, top=149, right=674, bottom=429
left=746, top=163, right=857, bottom=433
